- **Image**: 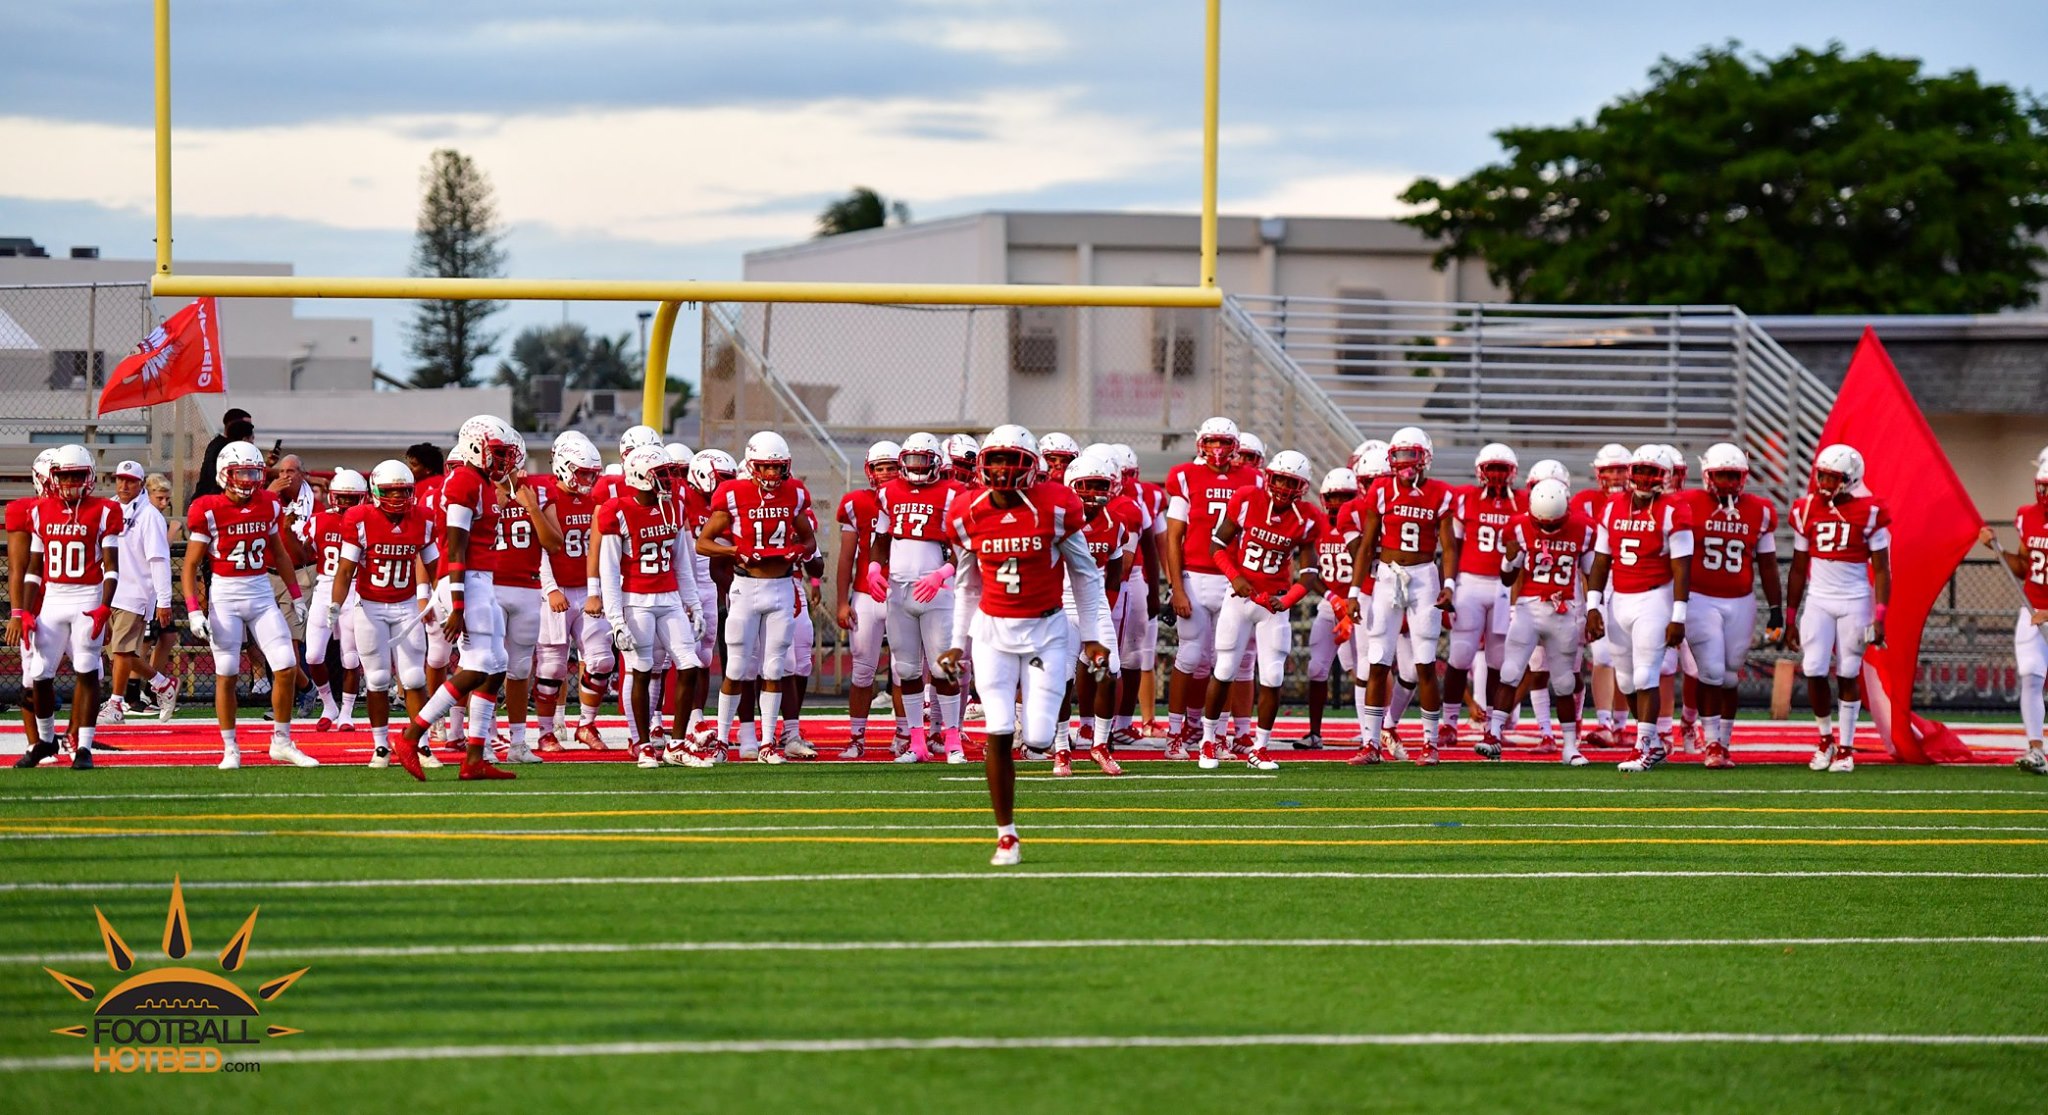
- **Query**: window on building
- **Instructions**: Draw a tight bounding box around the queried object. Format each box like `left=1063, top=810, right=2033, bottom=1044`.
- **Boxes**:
left=49, top=350, right=106, bottom=389
left=1151, top=307, right=1204, bottom=378
left=1009, top=307, right=1063, bottom=376
left=1334, top=287, right=1387, bottom=377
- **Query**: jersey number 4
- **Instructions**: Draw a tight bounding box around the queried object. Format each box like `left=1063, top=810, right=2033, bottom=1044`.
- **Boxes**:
left=994, top=556, right=1023, bottom=594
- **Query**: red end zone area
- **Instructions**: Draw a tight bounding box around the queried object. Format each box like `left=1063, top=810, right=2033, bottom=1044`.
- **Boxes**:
left=2, top=717, right=2027, bottom=768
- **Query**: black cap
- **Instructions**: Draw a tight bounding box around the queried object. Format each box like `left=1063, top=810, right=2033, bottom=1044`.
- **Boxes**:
left=223, top=408, right=251, bottom=425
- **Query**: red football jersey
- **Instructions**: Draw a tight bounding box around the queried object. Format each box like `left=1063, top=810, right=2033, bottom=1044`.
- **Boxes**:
left=6, top=498, right=35, bottom=535
left=1454, top=485, right=1529, bottom=578
left=343, top=503, right=434, bottom=604
left=30, top=497, right=123, bottom=586
left=1597, top=492, right=1694, bottom=594
left=1510, top=512, right=1595, bottom=603
left=713, top=478, right=812, bottom=562
left=1789, top=493, right=1891, bottom=564
left=1165, top=461, right=1263, bottom=575
left=1221, top=487, right=1327, bottom=596
left=189, top=491, right=284, bottom=580
left=1569, top=486, right=1615, bottom=530
left=599, top=495, right=685, bottom=594
left=948, top=483, right=1088, bottom=618
left=438, top=465, right=501, bottom=574
left=2017, top=503, right=2048, bottom=610
left=415, top=472, right=445, bottom=570
left=1366, top=478, right=1455, bottom=560
left=838, top=489, right=888, bottom=600
left=309, top=508, right=351, bottom=581
left=1680, top=490, right=1777, bottom=599
left=536, top=477, right=598, bottom=587
left=491, top=487, right=547, bottom=590
left=877, top=477, right=964, bottom=543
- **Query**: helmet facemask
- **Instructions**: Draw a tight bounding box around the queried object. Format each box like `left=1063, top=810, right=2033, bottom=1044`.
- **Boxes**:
left=1813, top=468, right=1848, bottom=501
left=1267, top=472, right=1306, bottom=506
left=223, top=465, right=264, bottom=502
left=1197, top=435, right=1236, bottom=470
left=1072, top=476, right=1113, bottom=512
left=866, top=458, right=900, bottom=488
left=1042, top=451, right=1077, bottom=484
left=54, top=467, right=93, bottom=505
left=1597, top=465, right=1627, bottom=492
left=750, top=459, right=789, bottom=494
left=1390, top=445, right=1426, bottom=484
left=374, top=481, right=414, bottom=516
left=1707, top=468, right=1746, bottom=505
left=1628, top=462, right=1665, bottom=499
left=1321, top=489, right=1355, bottom=517
left=1478, top=462, right=1514, bottom=494
left=979, top=447, right=1036, bottom=492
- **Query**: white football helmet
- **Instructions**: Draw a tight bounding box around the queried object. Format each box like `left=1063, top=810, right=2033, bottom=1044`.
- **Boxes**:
left=552, top=430, right=595, bottom=452
left=1079, top=443, right=1123, bottom=495
left=1700, top=443, right=1749, bottom=501
left=31, top=448, right=60, bottom=496
left=689, top=448, right=737, bottom=495
left=1388, top=427, right=1433, bottom=481
left=1038, top=432, right=1081, bottom=473
left=744, top=431, right=793, bottom=493
left=1319, top=466, right=1358, bottom=497
left=978, top=424, right=1038, bottom=491
left=1628, top=443, right=1668, bottom=496
left=865, top=440, right=902, bottom=486
left=328, top=468, right=368, bottom=510
left=1661, top=444, right=1687, bottom=487
left=552, top=437, right=603, bottom=495
left=1592, top=443, right=1631, bottom=471
left=1262, top=449, right=1311, bottom=505
left=618, top=424, right=663, bottom=459
left=1529, top=478, right=1572, bottom=524
left=943, top=433, right=980, bottom=481
left=1527, top=459, right=1570, bottom=488
left=1066, top=447, right=1119, bottom=509
left=1196, top=416, right=1240, bottom=468
left=1355, top=443, right=1392, bottom=480
left=665, top=442, right=693, bottom=465
left=2035, top=459, right=2048, bottom=507
left=370, top=459, right=416, bottom=514
left=1350, top=439, right=1388, bottom=475
left=1475, top=442, right=1518, bottom=485
left=623, top=445, right=671, bottom=493
left=899, top=432, right=944, bottom=485
left=452, top=414, right=522, bottom=480
left=216, top=441, right=267, bottom=501
left=1813, top=444, right=1865, bottom=496
left=49, top=444, right=95, bottom=503
left=1236, top=432, right=1267, bottom=466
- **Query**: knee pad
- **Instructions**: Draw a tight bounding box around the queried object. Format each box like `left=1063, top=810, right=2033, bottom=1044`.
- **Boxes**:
left=362, top=663, right=394, bottom=691
left=850, top=657, right=879, bottom=688
left=398, top=665, right=427, bottom=691
left=534, top=643, right=569, bottom=683
left=212, top=649, right=242, bottom=676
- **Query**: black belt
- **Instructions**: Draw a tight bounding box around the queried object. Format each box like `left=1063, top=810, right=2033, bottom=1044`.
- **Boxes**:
left=734, top=568, right=791, bottom=579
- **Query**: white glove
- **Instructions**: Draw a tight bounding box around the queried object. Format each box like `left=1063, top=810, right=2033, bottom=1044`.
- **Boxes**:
left=292, top=594, right=309, bottom=625
left=187, top=609, right=210, bottom=643
left=610, top=617, right=636, bottom=654
left=683, top=602, right=704, bottom=643
left=324, top=600, right=341, bottom=631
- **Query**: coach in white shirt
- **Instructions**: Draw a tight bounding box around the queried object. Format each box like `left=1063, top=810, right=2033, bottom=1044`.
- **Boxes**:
left=101, top=460, right=179, bottom=724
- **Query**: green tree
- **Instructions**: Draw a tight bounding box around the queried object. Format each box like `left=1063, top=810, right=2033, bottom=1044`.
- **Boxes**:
left=497, top=322, right=639, bottom=429
left=406, top=149, right=507, bottom=387
left=816, top=187, right=910, bottom=237
left=1399, top=44, right=2048, bottom=314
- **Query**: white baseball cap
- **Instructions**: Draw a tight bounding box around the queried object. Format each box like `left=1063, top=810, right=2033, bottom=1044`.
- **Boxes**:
left=114, top=460, right=146, bottom=481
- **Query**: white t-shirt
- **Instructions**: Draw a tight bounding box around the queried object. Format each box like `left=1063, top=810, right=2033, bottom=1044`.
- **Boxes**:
left=113, top=496, right=173, bottom=613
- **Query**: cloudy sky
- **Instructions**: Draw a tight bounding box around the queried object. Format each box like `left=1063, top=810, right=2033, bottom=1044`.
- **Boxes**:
left=4, top=0, right=2043, bottom=379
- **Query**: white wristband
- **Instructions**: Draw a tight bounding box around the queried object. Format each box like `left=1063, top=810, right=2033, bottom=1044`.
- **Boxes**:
left=1669, top=600, right=1688, bottom=624
left=587, top=578, right=602, bottom=595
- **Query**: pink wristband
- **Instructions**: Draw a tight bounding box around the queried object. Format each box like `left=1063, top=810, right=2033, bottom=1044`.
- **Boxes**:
left=285, top=579, right=303, bottom=601
left=1872, top=604, right=1887, bottom=624
left=185, top=595, right=202, bottom=614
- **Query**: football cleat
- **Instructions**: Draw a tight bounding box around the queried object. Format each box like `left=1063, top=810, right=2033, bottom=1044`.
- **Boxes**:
left=97, top=699, right=125, bottom=726
left=1346, top=745, right=1381, bottom=766
left=1702, top=742, right=1735, bottom=769
left=1231, top=732, right=1255, bottom=759
left=393, top=736, right=423, bottom=780
left=337, top=715, right=357, bottom=732
left=1828, top=751, right=1856, bottom=774
left=1580, top=726, right=1616, bottom=747
left=1434, top=723, right=1458, bottom=749
left=217, top=745, right=242, bottom=771
left=1162, top=740, right=1192, bottom=761
left=782, top=737, right=817, bottom=761
left=1680, top=721, right=1705, bottom=754
left=963, top=701, right=985, bottom=723
left=270, top=740, right=320, bottom=768
left=574, top=724, right=607, bottom=750
left=1245, top=746, right=1279, bottom=772
left=1088, top=744, right=1123, bottom=776
left=990, top=834, right=1021, bottom=867
left=537, top=731, right=564, bottom=752
left=13, top=740, right=58, bottom=768
left=1807, top=747, right=1832, bottom=772
left=1196, top=739, right=1221, bottom=770
left=1561, top=749, right=1589, bottom=768
left=1381, top=730, right=1409, bottom=763
left=1051, top=749, right=1073, bottom=778
left=838, top=741, right=866, bottom=761
left=758, top=744, right=787, bottom=765
left=316, top=716, right=334, bottom=733
left=505, top=739, right=544, bottom=764
left=152, top=677, right=180, bottom=722
left=70, top=749, right=93, bottom=770
left=945, top=746, right=968, bottom=765
left=368, top=747, right=391, bottom=770
left=417, top=747, right=445, bottom=770
left=893, top=747, right=922, bottom=764
left=459, top=757, right=517, bottom=780
left=1416, top=743, right=1441, bottom=767
left=1108, top=727, right=1143, bottom=750
left=2016, top=750, right=2048, bottom=775
left=1617, top=749, right=1667, bottom=773
left=662, top=742, right=715, bottom=768
left=1294, top=733, right=1323, bottom=751
left=1474, top=732, right=1503, bottom=761
left=635, top=745, right=661, bottom=769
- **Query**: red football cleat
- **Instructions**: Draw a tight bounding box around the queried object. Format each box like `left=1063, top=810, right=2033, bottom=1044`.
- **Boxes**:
left=1088, top=744, right=1123, bottom=776
left=574, top=723, right=607, bottom=750
left=315, top=716, right=335, bottom=733
left=459, top=757, right=517, bottom=780
left=395, top=730, right=426, bottom=782
left=1703, top=742, right=1736, bottom=769
left=1580, top=726, right=1616, bottom=747
left=1434, top=723, right=1459, bottom=749
left=1051, top=749, right=1073, bottom=778
left=1346, top=745, right=1381, bottom=766
left=537, top=731, right=563, bottom=752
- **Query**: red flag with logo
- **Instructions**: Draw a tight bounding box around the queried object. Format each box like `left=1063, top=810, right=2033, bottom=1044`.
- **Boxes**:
left=1815, top=328, right=1980, bottom=762
left=96, top=297, right=227, bottom=416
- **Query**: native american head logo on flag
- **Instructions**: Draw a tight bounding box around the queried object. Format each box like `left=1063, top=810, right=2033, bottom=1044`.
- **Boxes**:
left=98, top=297, right=226, bottom=415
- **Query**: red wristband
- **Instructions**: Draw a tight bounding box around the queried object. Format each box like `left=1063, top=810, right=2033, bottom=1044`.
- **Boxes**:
left=1212, top=549, right=1243, bottom=582
left=1277, top=583, right=1308, bottom=610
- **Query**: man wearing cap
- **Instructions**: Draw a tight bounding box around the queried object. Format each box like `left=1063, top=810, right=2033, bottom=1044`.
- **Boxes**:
left=100, top=460, right=179, bottom=724
left=190, top=408, right=254, bottom=503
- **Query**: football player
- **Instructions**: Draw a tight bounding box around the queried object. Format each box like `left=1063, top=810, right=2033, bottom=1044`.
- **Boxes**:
left=836, top=441, right=901, bottom=759
left=1111, top=443, right=1166, bottom=738
left=1444, top=443, right=1527, bottom=750
left=601, top=445, right=705, bottom=766
left=531, top=433, right=609, bottom=750
left=1679, top=444, right=1783, bottom=768
left=490, top=434, right=562, bottom=765
left=397, top=414, right=527, bottom=781
left=1203, top=449, right=1328, bottom=770
left=7, top=451, right=63, bottom=760
left=682, top=449, right=737, bottom=739
left=868, top=431, right=969, bottom=763
left=1584, top=444, right=1694, bottom=772
left=332, top=460, right=437, bottom=769
left=302, top=468, right=367, bottom=732
left=184, top=442, right=308, bottom=769
left=1577, top=444, right=1632, bottom=745
left=14, top=445, right=122, bottom=769
left=697, top=432, right=816, bottom=762
left=937, top=425, right=1112, bottom=866
left=1056, top=447, right=1132, bottom=776
left=1980, top=459, right=2048, bottom=773
left=1038, top=432, right=1081, bottom=484
left=1300, top=467, right=1358, bottom=751
left=1347, top=427, right=1456, bottom=765
left=1786, top=444, right=1891, bottom=773
left=1161, top=417, right=1263, bottom=758
left=1491, top=479, right=1595, bottom=765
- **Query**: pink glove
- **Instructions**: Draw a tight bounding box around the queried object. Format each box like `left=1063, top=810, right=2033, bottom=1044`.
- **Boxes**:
left=85, top=606, right=111, bottom=640
left=863, top=561, right=891, bottom=600
left=911, top=563, right=956, bottom=604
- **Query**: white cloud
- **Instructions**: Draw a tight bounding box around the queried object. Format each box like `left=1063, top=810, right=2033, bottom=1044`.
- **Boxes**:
left=892, top=18, right=1068, bottom=60
left=1225, top=170, right=1422, bottom=218
left=0, top=90, right=1186, bottom=248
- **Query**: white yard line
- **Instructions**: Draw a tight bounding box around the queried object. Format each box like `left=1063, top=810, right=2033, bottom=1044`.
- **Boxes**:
left=6, top=1030, right=2047, bottom=1071
left=4, top=869, right=2045, bottom=896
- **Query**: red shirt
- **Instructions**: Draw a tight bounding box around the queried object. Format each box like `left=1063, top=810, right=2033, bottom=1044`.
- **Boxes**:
left=1569, top=486, right=1617, bottom=530
left=2017, top=503, right=2048, bottom=610
left=29, top=497, right=123, bottom=586
left=1510, top=512, right=1594, bottom=603
left=877, top=477, right=964, bottom=543
left=1789, top=493, right=1892, bottom=564
left=189, top=491, right=284, bottom=581
left=1454, top=485, right=1529, bottom=578
left=343, top=504, right=434, bottom=604
left=599, top=495, right=683, bottom=594
left=309, top=508, right=351, bottom=581
left=415, top=472, right=445, bottom=571
left=947, top=483, right=1088, bottom=618
left=535, top=477, right=597, bottom=587
left=1221, top=488, right=1327, bottom=596
left=713, top=479, right=812, bottom=562
left=838, top=489, right=887, bottom=600
left=1165, top=461, right=1262, bottom=575
left=1364, top=478, right=1455, bottom=559
left=438, top=465, right=501, bottom=574
left=6, top=498, right=36, bottom=535
left=1078, top=500, right=1140, bottom=605
left=1597, top=492, right=1694, bottom=594
left=1681, top=490, right=1777, bottom=600
left=491, top=487, right=547, bottom=590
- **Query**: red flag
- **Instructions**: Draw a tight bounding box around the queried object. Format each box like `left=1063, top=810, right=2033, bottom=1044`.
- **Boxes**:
left=97, top=297, right=227, bottom=416
left=1815, top=328, right=1982, bottom=762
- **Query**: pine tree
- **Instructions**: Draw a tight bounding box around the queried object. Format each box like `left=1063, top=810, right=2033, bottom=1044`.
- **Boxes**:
left=406, top=149, right=507, bottom=387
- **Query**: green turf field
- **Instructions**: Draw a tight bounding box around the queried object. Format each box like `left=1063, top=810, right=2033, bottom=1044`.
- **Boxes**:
left=3, top=762, right=2047, bottom=1112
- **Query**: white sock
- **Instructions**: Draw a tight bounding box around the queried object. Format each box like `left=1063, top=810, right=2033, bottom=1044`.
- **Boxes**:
left=579, top=687, right=603, bottom=726
left=1232, top=715, right=1250, bottom=738
left=1200, top=716, right=1224, bottom=746
left=760, top=689, right=783, bottom=745
left=1387, top=681, right=1416, bottom=724
left=1167, top=710, right=1184, bottom=738
left=1487, top=707, right=1508, bottom=735
left=1838, top=700, right=1861, bottom=751
left=1421, top=708, right=1441, bottom=745
left=1362, top=705, right=1386, bottom=748
left=1637, top=720, right=1657, bottom=753
left=2021, top=676, right=2046, bottom=743
left=1352, top=684, right=1370, bottom=725
left=1531, top=689, right=1553, bottom=734
left=36, top=716, right=55, bottom=740
left=318, top=685, right=339, bottom=720
left=1656, top=716, right=1672, bottom=742
left=340, top=692, right=357, bottom=722
left=273, top=720, right=291, bottom=746
left=76, top=726, right=94, bottom=752
left=717, top=690, right=740, bottom=743
left=997, top=823, right=1018, bottom=840
left=938, top=692, right=961, bottom=730
left=902, top=687, right=926, bottom=736
left=220, top=727, right=236, bottom=752
left=738, top=720, right=758, bottom=752
left=1254, top=726, right=1272, bottom=751
left=510, top=722, right=527, bottom=748
left=849, top=716, right=868, bottom=742
left=1562, top=722, right=1580, bottom=753
left=448, top=704, right=466, bottom=740
left=1093, top=716, right=1114, bottom=746
left=1444, top=704, right=1462, bottom=732
left=466, top=693, right=496, bottom=744
left=1113, top=714, right=1133, bottom=732
left=150, top=672, right=172, bottom=690
left=371, top=725, right=389, bottom=751
left=1815, top=714, right=1834, bottom=749
left=1597, top=708, right=1616, bottom=731
left=1703, top=715, right=1724, bottom=747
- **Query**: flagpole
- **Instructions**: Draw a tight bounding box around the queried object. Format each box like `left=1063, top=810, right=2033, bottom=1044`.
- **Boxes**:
left=1987, top=536, right=2048, bottom=638
left=83, top=283, right=99, bottom=445
left=155, top=0, right=172, bottom=275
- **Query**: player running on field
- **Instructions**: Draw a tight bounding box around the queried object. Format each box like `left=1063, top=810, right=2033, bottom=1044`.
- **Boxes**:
left=1584, top=444, right=1695, bottom=772
left=1678, top=443, right=1783, bottom=769
left=332, top=460, right=438, bottom=769
left=936, top=425, right=1112, bottom=867
left=1348, top=427, right=1456, bottom=765
left=1490, top=478, right=1595, bottom=765
left=1980, top=458, right=2048, bottom=773
left=14, top=445, right=122, bottom=769
left=1786, top=444, right=1891, bottom=774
